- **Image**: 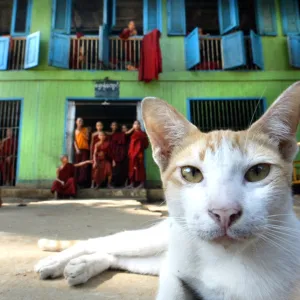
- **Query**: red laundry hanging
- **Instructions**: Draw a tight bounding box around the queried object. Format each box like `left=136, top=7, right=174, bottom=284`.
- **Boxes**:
left=138, top=29, right=162, bottom=83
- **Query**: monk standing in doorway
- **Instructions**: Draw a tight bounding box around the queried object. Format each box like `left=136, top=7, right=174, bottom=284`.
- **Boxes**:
left=74, top=118, right=90, bottom=186
left=92, top=132, right=112, bottom=189
left=0, top=128, right=17, bottom=186
left=51, top=155, right=92, bottom=199
left=109, top=122, right=128, bottom=187
left=127, top=121, right=149, bottom=189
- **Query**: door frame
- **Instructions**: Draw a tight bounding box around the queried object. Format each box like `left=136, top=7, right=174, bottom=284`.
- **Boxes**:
left=0, top=98, right=24, bottom=184
left=63, top=97, right=143, bottom=156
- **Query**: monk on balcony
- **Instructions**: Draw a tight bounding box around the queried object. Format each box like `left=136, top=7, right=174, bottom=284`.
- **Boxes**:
left=127, top=121, right=149, bottom=189
left=51, top=155, right=92, bottom=199
left=0, top=128, right=17, bottom=186
left=74, top=117, right=90, bottom=186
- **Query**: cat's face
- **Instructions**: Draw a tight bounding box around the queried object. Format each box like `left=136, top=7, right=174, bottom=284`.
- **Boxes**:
left=162, top=129, right=292, bottom=242
left=142, top=82, right=300, bottom=245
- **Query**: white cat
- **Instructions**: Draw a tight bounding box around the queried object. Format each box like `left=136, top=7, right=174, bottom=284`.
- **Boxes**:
left=35, top=82, right=300, bottom=299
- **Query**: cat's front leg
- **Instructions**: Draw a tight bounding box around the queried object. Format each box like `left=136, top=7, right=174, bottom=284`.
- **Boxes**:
left=35, top=241, right=91, bottom=279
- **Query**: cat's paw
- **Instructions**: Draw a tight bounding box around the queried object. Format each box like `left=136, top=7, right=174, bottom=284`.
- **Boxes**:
left=64, top=253, right=113, bottom=286
left=34, top=255, right=67, bottom=279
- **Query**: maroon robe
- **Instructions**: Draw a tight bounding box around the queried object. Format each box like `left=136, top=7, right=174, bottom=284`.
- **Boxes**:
left=93, top=141, right=112, bottom=186
left=90, top=133, right=100, bottom=158
left=128, top=130, right=149, bottom=183
left=0, top=137, right=17, bottom=184
left=110, top=132, right=128, bottom=186
left=51, top=163, right=77, bottom=197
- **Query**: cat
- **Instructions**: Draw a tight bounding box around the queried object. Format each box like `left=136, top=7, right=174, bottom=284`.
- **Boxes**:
left=35, top=82, right=300, bottom=300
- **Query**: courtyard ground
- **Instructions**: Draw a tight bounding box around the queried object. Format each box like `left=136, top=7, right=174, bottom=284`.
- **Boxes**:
left=0, top=199, right=166, bottom=300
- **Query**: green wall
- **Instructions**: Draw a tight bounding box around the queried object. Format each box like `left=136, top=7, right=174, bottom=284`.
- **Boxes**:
left=1, top=0, right=300, bottom=187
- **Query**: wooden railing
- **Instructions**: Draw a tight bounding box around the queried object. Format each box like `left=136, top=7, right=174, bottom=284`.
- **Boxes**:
left=69, top=36, right=143, bottom=71
left=192, top=36, right=259, bottom=71
left=8, top=37, right=26, bottom=70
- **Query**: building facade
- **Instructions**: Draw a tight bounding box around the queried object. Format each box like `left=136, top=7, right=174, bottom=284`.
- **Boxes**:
left=0, top=0, right=300, bottom=188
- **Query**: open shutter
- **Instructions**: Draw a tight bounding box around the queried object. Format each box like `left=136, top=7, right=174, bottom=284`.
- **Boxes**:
left=136, top=101, right=145, bottom=131
left=184, top=27, right=200, bottom=70
left=255, top=0, right=277, bottom=36
left=66, top=101, right=76, bottom=162
left=144, top=0, right=162, bottom=34
left=24, top=31, right=40, bottom=69
left=250, top=30, right=264, bottom=69
left=167, top=0, right=186, bottom=36
left=280, top=0, right=300, bottom=35
left=0, top=37, right=10, bottom=71
left=222, top=31, right=246, bottom=69
left=52, top=0, right=72, bottom=33
left=99, top=24, right=110, bottom=67
left=218, top=0, right=239, bottom=35
left=49, top=32, right=70, bottom=68
left=288, top=35, right=300, bottom=68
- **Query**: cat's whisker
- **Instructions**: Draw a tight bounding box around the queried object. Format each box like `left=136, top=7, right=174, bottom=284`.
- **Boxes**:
left=262, top=224, right=300, bottom=234
left=262, top=227, right=300, bottom=240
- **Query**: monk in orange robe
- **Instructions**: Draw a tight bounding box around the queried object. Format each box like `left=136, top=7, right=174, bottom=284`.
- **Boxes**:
left=92, top=132, right=112, bottom=188
left=0, top=128, right=17, bottom=186
left=51, top=155, right=92, bottom=199
left=127, top=121, right=149, bottom=189
left=74, top=118, right=90, bottom=186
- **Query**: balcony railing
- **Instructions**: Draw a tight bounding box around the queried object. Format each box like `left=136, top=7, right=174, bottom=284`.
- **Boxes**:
left=192, top=36, right=259, bottom=71
left=69, top=36, right=143, bottom=71
left=8, top=37, right=26, bottom=70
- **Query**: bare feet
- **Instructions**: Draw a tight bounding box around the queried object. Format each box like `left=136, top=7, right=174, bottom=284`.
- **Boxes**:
left=136, top=182, right=144, bottom=189
left=126, top=183, right=134, bottom=189
left=54, top=191, right=58, bottom=200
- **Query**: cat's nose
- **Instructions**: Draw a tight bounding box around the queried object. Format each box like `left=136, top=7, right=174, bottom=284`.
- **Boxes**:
left=208, top=207, right=242, bottom=230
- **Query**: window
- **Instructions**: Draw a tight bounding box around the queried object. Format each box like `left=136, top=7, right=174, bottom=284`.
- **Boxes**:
left=49, top=0, right=162, bottom=71
left=238, top=0, right=257, bottom=34
left=0, top=0, right=13, bottom=35
left=189, top=98, right=265, bottom=132
left=280, top=0, right=300, bottom=35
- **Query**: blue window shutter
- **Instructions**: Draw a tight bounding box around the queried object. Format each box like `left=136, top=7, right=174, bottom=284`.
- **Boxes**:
left=99, top=24, right=109, bottom=67
left=255, top=0, right=277, bottom=36
left=144, top=0, right=162, bottom=34
left=218, top=0, right=239, bottom=35
left=11, top=0, right=32, bottom=36
left=288, top=35, right=300, bottom=68
left=49, top=32, right=70, bottom=68
left=112, top=0, right=116, bottom=28
left=184, top=27, right=200, bottom=70
left=250, top=30, right=264, bottom=69
left=280, top=0, right=300, bottom=35
left=24, top=31, right=40, bottom=69
left=0, top=37, right=10, bottom=71
left=222, top=31, right=246, bottom=69
left=167, top=0, right=186, bottom=36
left=52, top=0, right=72, bottom=34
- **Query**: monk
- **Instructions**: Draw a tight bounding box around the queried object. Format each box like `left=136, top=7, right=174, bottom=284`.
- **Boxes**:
left=92, top=132, right=112, bottom=189
left=74, top=118, right=90, bottom=186
left=108, top=122, right=129, bottom=187
left=51, top=155, right=93, bottom=199
left=90, top=121, right=104, bottom=158
left=0, top=128, right=17, bottom=186
left=127, top=121, right=149, bottom=189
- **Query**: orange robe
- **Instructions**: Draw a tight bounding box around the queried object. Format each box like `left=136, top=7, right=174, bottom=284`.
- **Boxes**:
left=51, top=163, right=76, bottom=197
left=128, top=130, right=149, bottom=183
left=75, top=127, right=89, bottom=185
left=93, top=141, right=112, bottom=186
left=0, top=137, right=17, bottom=184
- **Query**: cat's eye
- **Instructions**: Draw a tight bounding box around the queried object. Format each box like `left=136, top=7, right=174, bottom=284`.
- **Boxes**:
left=244, top=163, right=271, bottom=182
left=181, top=166, right=203, bottom=183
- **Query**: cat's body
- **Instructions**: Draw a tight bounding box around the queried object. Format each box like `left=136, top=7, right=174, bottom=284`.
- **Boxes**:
left=35, top=82, right=300, bottom=299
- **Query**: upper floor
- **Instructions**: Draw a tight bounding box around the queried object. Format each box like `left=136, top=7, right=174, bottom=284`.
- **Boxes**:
left=1, top=0, right=300, bottom=77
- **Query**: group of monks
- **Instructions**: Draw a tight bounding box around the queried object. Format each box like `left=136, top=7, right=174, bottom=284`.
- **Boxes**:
left=51, top=118, right=149, bottom=199
left=0, top=128, right=17, bottom=187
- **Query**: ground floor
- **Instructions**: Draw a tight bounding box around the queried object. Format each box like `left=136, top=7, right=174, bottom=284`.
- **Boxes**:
left=0, top=79, right=299, bottom=188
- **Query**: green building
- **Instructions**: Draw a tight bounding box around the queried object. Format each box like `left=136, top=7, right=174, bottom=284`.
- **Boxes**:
left=0, top=0, right=300, bottom=189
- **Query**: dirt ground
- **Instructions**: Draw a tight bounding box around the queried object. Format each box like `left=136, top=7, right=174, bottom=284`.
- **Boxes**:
left=0, top=199, right=166, bottom=300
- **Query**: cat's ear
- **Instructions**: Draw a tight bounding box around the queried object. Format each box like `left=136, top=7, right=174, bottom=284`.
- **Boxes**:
left=142, top=97, right=198, bottom=171
left=249, top=82, right=300, bottom=161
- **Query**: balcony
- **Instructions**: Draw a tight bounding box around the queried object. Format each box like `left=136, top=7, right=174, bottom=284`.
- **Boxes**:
left=69, top=36, right=143, bottom=71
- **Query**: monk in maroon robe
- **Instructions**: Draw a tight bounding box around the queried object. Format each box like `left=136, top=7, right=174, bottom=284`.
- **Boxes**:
left=127, top=121, right=149, bottom=189
left=108, top=122, right=129, bottom=187
left=92, top=132, right=112, bottom=188
left=0, top=128, right=17, bottom=186
left=51, top=155, right=92, bottom=199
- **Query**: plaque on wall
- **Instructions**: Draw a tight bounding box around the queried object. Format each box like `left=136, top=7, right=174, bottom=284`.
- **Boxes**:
left=95, top=79, right=120, bottom=98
